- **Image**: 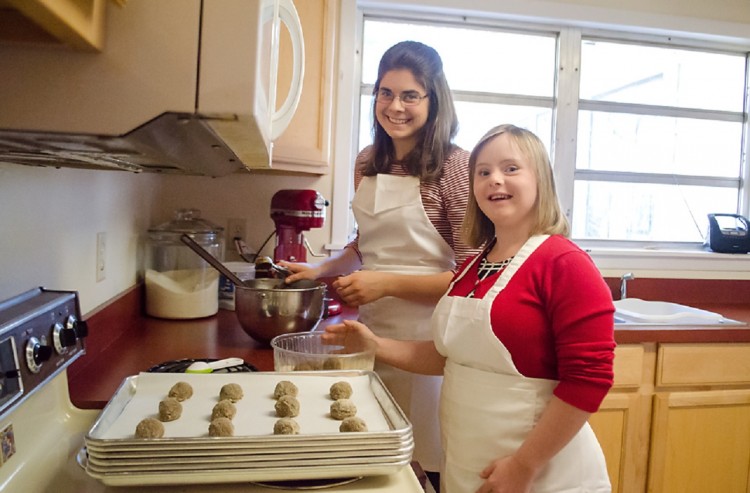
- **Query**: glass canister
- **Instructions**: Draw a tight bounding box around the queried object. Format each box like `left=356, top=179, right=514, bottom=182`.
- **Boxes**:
left=144, top=209, right=225, bottom=319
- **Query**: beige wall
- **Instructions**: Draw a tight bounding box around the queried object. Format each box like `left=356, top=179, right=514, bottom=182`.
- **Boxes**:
left=544, top=0, right=750, bottom=24
left=1, top=0, right=748, bottom=313
left=0, top=163, right=331, bottom=314
left=379, top=0, right=750, bottom=41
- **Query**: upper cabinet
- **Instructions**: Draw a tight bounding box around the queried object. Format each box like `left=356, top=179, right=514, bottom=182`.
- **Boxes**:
left=271, top=0, right=338, bottom=174
left=0, top=0, right=327, bottom=176
left=0, top=0, right=110, bottom=51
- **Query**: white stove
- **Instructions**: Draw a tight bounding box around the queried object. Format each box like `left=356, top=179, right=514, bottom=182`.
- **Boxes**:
left=0, top=289, right=424, bottom=493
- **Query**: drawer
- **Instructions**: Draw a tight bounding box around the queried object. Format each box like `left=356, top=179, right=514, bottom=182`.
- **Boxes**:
left=657, top=343, right=750, bottom=387
left=612, top=344, right=644, bottom=388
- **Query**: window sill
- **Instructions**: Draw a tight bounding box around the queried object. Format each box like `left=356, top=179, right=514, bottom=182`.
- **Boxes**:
left=587, top=246, right=750, bottom=280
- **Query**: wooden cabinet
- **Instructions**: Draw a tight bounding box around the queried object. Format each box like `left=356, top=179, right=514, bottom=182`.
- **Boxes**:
left=272, top=0, right=337, bottom=173
left=590, top=342, right=750, bottom=493
left=590, top=344, right=655, bottom=493
left=0, top=0, right=109, bottom=51
left=648, top=343, right=750, bottom=493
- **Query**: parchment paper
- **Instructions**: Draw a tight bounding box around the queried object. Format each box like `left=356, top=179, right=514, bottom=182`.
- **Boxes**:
left=95, top=372, right=391, bottom=440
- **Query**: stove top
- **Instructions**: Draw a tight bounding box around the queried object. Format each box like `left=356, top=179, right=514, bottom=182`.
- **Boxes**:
left=0, top=287, right=87, bottom=420
left=0, top=289, right=423, bottom=492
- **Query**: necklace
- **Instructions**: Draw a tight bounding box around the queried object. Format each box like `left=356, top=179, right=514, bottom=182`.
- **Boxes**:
left=468, top=256, right=514, bottom=298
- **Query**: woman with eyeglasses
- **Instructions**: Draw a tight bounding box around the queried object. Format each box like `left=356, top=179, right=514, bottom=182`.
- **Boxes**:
left=281, top=40, right=479, bottom=490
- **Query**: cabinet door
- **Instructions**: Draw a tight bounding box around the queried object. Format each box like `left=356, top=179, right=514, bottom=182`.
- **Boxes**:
left=648, top=389, right=750, bottom=493
left=273, top=0, right=337, bottom=173
left=589, top=344, right=653, bottom=493
left=1, top=0, right=108, bottom=50
left=590, top=392, right=648, bottom=493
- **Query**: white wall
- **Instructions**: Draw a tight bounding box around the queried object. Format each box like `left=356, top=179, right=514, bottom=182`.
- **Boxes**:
left=0, top=164, right=157, bottom=312
left=2, top=0, right=749, bottom=314
left=0, top=163, right=332, bottom=314
left=360, top=0, right=750, bottom=43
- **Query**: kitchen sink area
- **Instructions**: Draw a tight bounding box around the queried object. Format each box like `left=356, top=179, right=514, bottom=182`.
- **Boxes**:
left=614, top=298, right=747, bottom=328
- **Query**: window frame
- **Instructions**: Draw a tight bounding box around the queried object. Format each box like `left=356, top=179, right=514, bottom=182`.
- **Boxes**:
left=328, top=4, right=750, bottom=279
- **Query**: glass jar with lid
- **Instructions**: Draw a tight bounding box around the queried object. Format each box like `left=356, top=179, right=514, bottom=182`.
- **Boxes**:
left=144, top=209, right=224, bottom=319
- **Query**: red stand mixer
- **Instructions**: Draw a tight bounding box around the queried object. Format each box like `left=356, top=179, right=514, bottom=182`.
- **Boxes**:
left=270, top=189, right=329, bottom=262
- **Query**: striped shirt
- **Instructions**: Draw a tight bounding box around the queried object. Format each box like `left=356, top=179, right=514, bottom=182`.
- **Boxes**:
left=346, top=146, right=481, bottom=269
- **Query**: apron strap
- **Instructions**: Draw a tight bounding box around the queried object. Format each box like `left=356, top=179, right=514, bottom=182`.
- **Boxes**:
left=484, top=235, right=549, bottom=299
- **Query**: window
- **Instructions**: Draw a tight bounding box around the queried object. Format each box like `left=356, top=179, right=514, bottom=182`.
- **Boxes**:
left=574, top=40, right=747, bottom=242
left=359, top=19, right=557, bottom=158
left=355, top=15, right=749, bottom=247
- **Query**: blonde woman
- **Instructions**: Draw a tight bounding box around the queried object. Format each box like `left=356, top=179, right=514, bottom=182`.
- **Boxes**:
left=325, top=124, right=615, bottom=493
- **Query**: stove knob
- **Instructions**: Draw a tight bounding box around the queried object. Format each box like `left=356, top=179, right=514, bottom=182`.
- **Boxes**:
left=52, top=322, right=77, bottom=354
left=67, top=315, right=89, bottom=338
left=25, top=336, right=53, bottom=374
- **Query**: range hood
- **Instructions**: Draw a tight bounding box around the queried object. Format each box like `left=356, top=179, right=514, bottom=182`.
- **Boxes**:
left=0, top=0, right=304, bottom=176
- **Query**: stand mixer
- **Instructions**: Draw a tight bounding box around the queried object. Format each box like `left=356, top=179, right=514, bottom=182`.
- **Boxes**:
left=270, top=189, right=329, bottom=262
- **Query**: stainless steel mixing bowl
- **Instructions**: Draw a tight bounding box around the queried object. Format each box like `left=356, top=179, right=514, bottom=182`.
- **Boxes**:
left=234, top=279, right=326, bottom=344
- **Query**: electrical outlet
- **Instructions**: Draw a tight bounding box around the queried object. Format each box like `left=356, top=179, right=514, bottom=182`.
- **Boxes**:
left=96, top=232, right=106, bottom=282
left=227, top=218, right=246, bottom=240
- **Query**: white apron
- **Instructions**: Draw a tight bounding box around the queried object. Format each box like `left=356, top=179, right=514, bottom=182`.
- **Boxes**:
left=352, top=174, right=455, bottom=472
left=433, top=235, right=611, bottom=493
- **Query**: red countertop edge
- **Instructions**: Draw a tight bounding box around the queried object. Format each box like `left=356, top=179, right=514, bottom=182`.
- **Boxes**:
left=67, top=284, right=354, bottom=409
left=68, top=281, right=750, bottom=409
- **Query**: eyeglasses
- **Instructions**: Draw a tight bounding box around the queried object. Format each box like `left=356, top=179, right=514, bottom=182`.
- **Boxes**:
left=374, top=89, right=429, bottom=106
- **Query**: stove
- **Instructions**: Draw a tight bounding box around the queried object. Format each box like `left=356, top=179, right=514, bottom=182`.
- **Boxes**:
left=0, top=289, right=425, bottom=492
left=0, top=287, right=96, bottom=492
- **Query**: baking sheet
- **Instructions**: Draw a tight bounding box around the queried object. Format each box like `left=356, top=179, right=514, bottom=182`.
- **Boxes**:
left=86, top=438, right=414, bottom=460
left=86, top=451, right=413, bottom=473
left=84, top=436, right=410, bottom=456
left=89, top=372, right=392, bottom=440
left=84, top=458, right=413, bottom=486
left=84, top=371, right=413, bottom=486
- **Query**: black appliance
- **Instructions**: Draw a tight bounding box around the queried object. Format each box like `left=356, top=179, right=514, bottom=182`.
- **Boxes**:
left=705, top=213, right=750, bottom=254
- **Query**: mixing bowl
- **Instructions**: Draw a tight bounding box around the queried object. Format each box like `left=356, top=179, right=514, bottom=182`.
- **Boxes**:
left=271, top=331, right=375, bottom=371
left=234, top=279, right=326, bottom=344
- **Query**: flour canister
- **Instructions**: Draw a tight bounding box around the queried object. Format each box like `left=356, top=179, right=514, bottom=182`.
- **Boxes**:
left=145, top=209, right=225, bottom=319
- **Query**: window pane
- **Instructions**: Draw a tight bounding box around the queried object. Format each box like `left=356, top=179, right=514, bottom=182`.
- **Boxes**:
left=362, top=20, right=556, bottom=96
left=358, top=97, right=553, bottom=156
left=453, top=102, right=553, bottom=152
left=572, top=181, right=737, bottom=241
left=580, top=40, right=746, bottom=112
left=577, top=111, right=743, bottom=177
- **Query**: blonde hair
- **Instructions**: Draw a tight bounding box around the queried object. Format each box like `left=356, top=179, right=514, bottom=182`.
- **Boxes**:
left=462, top=124, right=570, bottom=248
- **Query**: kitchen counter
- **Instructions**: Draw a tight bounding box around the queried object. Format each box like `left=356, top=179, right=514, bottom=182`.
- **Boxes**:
left=68, top=286, right=357, bottom=409
left=68, top=284, right=750, bottom=409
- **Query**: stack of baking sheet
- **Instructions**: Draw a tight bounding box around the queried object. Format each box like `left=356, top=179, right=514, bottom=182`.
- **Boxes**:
left=84, top=371, right=413, bottom=487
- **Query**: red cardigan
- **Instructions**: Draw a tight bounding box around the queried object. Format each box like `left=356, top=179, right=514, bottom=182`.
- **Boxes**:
left=448, top=235, right=615, bottom=413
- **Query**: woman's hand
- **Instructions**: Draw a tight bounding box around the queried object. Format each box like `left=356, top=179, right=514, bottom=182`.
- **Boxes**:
left=332, top=271, right=391, bottom=306
left=475, top=455, right=537, bottom=493
left=277, top=261, right=322, bottom=283
left=322, top=319, right=380, bottom=350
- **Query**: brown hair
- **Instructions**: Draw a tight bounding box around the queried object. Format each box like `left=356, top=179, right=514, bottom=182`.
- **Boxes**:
left=462, top=124, right=570, bottom=248
left=362, top=41, right=459, bottom=181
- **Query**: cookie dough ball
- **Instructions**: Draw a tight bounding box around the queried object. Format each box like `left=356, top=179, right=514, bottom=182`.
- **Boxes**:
left=323, top=357, right=344, bottom=370
left=330, top=398, right=357, bottom=420
left=273, top=417, right=300, bottom=435
left=168, top=381, right=193, bottom=402
left=219, top=383, right=244, bottom=402
left=273, top=380, right=298, bottom=399
left=274, top=395, right=300, bottom=417
left=339, top=416, right=368, bottom=432
left=158, top=397, right=182, bottom=422
left=135, top=417, right=165, bottom=438
left=208, top=417, right=234, bottom=437
left=329, top=381, right=353, bottom=400
left=212, top=399, right=237, bottom=420
left=294, top=362, right=318, bottom=371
